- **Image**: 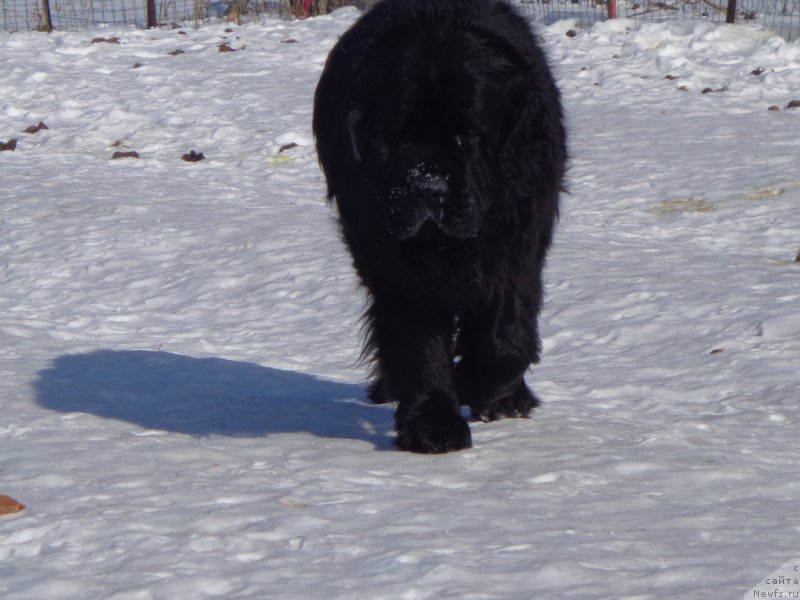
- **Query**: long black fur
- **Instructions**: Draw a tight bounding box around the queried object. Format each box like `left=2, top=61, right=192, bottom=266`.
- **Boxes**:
left=313, top=0, right=566, bottom=453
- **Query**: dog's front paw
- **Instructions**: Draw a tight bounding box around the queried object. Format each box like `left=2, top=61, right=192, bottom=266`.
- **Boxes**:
left=395, top=394, right=472, bottom=453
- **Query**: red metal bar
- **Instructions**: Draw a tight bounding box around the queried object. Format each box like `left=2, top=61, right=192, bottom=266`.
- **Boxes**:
left=726, top=0, right=737, bottom=23
left=147, top=0, right=157, bottom=28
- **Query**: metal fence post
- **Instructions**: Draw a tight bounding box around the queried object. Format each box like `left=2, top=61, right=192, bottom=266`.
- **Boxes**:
left=41, top=0, right=53, bottom=31
left=147, top=0, right=157, bottom=27
left=726, top=0, right=737, bottom=23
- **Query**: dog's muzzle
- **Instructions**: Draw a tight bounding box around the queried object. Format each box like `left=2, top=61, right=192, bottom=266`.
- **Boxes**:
left=385, top=162, right=479, bottom=241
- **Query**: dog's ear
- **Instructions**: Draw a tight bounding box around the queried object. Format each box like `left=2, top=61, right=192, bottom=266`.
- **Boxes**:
left=347, top=109, right=365, bottom=163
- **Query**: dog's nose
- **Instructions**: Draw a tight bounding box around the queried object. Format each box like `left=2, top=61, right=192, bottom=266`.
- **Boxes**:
left=408, top=171, right=449, bottom=205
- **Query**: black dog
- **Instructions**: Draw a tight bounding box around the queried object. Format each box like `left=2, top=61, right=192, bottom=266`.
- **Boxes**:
left=313, top=0, right=566, bottom=453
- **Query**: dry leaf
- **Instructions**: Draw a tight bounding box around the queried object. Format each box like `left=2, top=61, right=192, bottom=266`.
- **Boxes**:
left=23, top=121, right=49, bottom=134
left=182, top=150, right=205, bottom=162
left=0, top=495, right=25, bottom=515
left=112, top=150, right=140, bottom=159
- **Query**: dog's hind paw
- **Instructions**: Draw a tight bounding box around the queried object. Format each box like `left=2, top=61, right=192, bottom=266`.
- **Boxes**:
left=470, top=383, right=541, bottom=423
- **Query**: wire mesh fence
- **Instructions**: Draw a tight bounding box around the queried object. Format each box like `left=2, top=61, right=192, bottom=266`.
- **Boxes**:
left=516, top=0, right=799, bottom=39
left=0, top=0, right=370, bottom=31
left=515, top=0, right=608, bottom=25
left=1, top=0, right=798, bottom=40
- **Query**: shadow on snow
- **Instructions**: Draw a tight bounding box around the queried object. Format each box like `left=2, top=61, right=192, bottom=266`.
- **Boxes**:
left=34, top=349, right=394, bottom=449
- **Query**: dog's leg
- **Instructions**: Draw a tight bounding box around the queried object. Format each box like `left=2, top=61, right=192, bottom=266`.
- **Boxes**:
left=367, top=301, right=472, bottom=453
left=456, top=291, right=542, bottom=422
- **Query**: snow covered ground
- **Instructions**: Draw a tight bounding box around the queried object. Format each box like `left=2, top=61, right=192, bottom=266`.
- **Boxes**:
left=1, top=9, right=799, bottom=599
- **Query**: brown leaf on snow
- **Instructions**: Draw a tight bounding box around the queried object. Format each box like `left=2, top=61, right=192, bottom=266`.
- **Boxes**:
left=182, top=150, right=205, bottom=162
left=111, top=150, right=140, bottom=159
left=0, top=138, right=18, bottom=151
left=0, top=495, right=25, bottom=515
left=23, top=121, right=49, bottom=134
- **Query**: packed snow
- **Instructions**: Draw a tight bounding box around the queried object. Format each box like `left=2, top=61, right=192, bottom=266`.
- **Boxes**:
left=1, top=8, right=799, bottom=599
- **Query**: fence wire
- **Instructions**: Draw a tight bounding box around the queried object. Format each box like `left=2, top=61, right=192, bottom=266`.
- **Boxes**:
left=1, top=0, right=798, bottom=40
left=518, top=0, right=799, bottom=39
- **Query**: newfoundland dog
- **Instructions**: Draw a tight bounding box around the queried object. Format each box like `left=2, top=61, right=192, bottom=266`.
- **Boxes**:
left=313, top=0, right=566, bottom=453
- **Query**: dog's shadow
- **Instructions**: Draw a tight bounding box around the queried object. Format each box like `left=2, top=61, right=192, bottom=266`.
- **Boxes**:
left=34, top=350, right=394, bottom=449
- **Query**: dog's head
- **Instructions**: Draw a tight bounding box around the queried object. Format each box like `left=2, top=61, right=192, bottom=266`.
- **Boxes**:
left=343, top=34, right=531, bottom=241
